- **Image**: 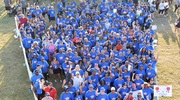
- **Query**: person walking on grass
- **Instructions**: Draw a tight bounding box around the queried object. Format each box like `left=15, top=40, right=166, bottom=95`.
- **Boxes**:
left=174, top=15, right=180, bottom=35
left=42, top=82, right=57, bottom=100
left=50, top=57, right=62, bottom=82
left=158, top=1, right=165, bottom=18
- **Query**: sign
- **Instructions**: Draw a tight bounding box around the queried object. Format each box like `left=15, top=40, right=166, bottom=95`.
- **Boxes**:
left=125, top=90, right=144, bottom=100
left=154, top=85, right=172, bottom=96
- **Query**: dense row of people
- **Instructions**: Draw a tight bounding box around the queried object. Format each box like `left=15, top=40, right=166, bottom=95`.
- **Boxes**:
left=14, top=0, right=162, bottom=100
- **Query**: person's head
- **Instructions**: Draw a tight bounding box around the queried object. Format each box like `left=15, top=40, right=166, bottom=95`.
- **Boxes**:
left=100, top=87, right=105, bottom=95
left=68, top=82, right=72, bottom=88
left=132, top=83, right=136, bottom=89
left=105, top=73, right=109, bottom=79
left=64, top=85, right=69, bottom=93
left=118, top=74, right=123, bottom=80
left=111, top=87, right=116, bottom=94
left=89, top=84, right=94, bottom=91
left=75, top=52, right=78, bottom=57
left=40, top=57, right=44, bottom=62
left=37, top=64, right=41, bottom=70
left=123, top=83, right=128, bottom=88
left=144, top=82, right=148, bottom=89
left=150, top=78, right=154, bottom=84
left=100, top=80, right=105, bottom=86
left=75, top=65, right=80, bottom=71
left=140, top=65, right=143, bottom=71
left=45, top=92, right=50, bottom=99
left=148, top=63, right=152, bottom=69
left=75, top=72, right=80, bottom=78
left=35, top=69, right=39, bottom=76
left=47, top=82, right=53, bottom=88
left=129, top=91, right=133, bottom=97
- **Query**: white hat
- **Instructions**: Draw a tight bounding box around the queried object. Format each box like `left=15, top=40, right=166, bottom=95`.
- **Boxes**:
left=111, top=87, right=115, bottom=91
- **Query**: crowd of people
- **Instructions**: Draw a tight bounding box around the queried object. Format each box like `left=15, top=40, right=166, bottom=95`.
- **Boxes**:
left=13, top=0, right=165, bottom=100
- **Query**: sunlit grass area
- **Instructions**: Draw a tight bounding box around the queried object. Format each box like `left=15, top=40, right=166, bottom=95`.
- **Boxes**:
left=0, top=0, right=180, bottom=100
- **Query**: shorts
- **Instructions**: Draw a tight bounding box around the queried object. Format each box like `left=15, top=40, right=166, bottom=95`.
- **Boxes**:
left=50, top=17, right=55, bottom=21
left=5, top=6, right=10, bottom=10
left=53, top=68, right=60, bottom=74
left=32, top=14, right=35, bottom=18
left=42, top=12, right=46, bottom=16
left=159, top=9, right=164, bottom=14
left=165, top=8, right=169, bottom=12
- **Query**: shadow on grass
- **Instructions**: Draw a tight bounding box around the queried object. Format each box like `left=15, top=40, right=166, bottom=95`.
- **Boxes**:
left=153, top=9, right=180, bottom=48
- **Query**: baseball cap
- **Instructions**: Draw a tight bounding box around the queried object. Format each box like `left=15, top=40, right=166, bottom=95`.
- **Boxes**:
left=45, top=92, right=50, bottom=96
left=119, top=74, right=123, bottom=77
left=129, top=91, right=133, bottom=94
left=76, top=72, right=80, bottom=75
left=64, top=85, right=69, bottom=90
left=111, top=87, right=115, bottom=91
left=100, top=87, right=105, bottom=91
left=89, top=84, right=94, bottom=88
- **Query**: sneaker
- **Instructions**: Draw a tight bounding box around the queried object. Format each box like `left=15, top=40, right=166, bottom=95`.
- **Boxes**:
left=178, top=33, right=180, bottom=36
left=60, top=80, right=62, bottom=83
left=46, top=80, right=48, bottom=83
left=54, top=80, right=57, bottom=82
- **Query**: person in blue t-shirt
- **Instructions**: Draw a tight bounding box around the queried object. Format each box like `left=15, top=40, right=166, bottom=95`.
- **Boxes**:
left=132, top=74, right=144, bottom=90
left=117, top=83, right=129, bottom=99
left=24, top=34, right=33, bottom=49
left=108, top=87, right=119, bottom=100
left=33, top=77, right=45, bottom=100
left=74, top=90, right=83, bottom=100
left=35, top=6, right=42, bottom=18
left=142, top=82, right=154, bottom=100
left=146, top=63, right=156, bottom=82
left=57, top=1, right=63, bottom=15
left=59, top=85, right=73, bottom=100
left=96, top=87, right=109, bottom=100
left=135, top=65, right=146, bottom=80
left=85, top=84, right=96, bottom=100
left=98, top=80, right=109, bottom=93
left=49, top=6, right=56, bottom=24
left=113, top=74, right=124, bottom=89
left=37, top=57, right=49, bottom=81
left=71, top=52, right=81, bottom=65
left=30, top=69, right=43, bottom=85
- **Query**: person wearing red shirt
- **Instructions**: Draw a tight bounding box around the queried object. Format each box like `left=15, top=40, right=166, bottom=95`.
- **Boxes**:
left=42, top=82, right=57, bottom=100
left=124, top=91, right=133, bottom=100
left=17, top=14, right=28, bottom=28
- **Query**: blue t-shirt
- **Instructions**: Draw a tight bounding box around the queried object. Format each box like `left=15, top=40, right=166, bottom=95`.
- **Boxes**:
left=30, top=74, right=43, bottom=84
left=37, top=60, right=49, bottom=73
left=108, top=92, right=119, bottom=100
left=50, top=9, right=56, bottom=17
left=97, top=93, right=109, bottom=100
left=134, top=79, right=144, bottom=90
left=146, top=68, right=156, bottom=79
left=113, top=79, right=124, bottom=88
left=119, top=88, right=129, bottom=99
left=34, top=80, right=42, bottom=94
left=142, top=87, right=154, bottom=100
left=59, top=92, right=73, bottom=100
left=85, top=90, right=96, bottom=100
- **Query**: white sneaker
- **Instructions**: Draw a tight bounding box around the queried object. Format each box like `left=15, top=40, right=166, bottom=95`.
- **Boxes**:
left=54, top=80, right=57, bottom=82
left=60, top=80, right=62, bottom=83
left=46, top=80, right=48, bottom=83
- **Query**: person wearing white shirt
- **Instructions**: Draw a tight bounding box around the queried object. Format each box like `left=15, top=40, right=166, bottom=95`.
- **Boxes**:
left=164, top=0, right=169, bottom=17
left=158, top=1, right=165, bottom=17
left=72, top=72, right=83, bottom=90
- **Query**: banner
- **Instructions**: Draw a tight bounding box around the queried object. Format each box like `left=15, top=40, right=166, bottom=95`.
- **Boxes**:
left=154, top=85, right=172, bottom=97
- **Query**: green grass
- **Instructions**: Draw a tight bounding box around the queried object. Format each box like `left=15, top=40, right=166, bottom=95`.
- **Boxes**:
left=0, top=0, right=180, bottom=100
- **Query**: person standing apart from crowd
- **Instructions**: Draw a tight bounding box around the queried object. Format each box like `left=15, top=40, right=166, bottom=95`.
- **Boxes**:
left=158, top=1, right=165, bottom=18
left=4, top=0, right=11, bottom=16
left=174, top=0, right=180, bottom=14
left=20, top=0, right=26, bottom=14
left=164, top=0, right=169, bottom=17
left=174, top=15, right=180, bottom=35
left=49, top=6, right=56, bottom=25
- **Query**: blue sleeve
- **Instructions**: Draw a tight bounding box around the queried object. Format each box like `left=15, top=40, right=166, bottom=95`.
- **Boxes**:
left=59, top=93, right=63, bottom=100
left=30, top=76, right=34, bottom=82
left=85, top=92, right=89, bottom=99
left=150, top=88, right=154, bottom=93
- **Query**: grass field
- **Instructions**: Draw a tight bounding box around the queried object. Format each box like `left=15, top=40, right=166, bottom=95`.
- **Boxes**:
left=0, top=0, right=180, bottom=100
